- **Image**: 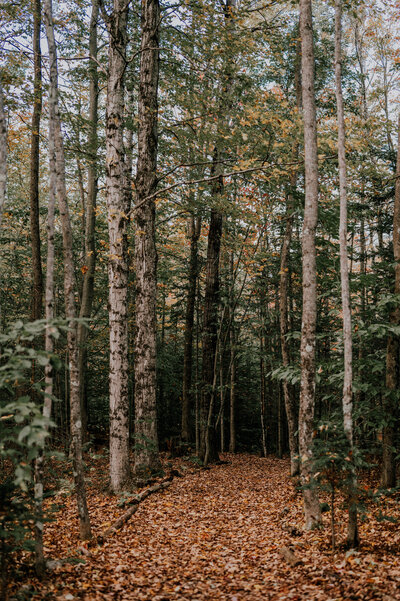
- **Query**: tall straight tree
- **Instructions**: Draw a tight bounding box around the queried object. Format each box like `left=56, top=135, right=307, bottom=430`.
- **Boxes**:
left=200, top=0, right=236, bottom=466
left=77, top=0, right=99, bottom=439
left=0, top=78, right=6, bottom=226
left=298, top=0, right=322, bottom=530
left=134, top=0, right=162, bottom=480
left=334, top=0, right=358, bottom=547
left=30, top=0, right=43, bottom=324
left=103, top=0, right=130, bottom=493
left=383, top=113, right=400, bottom=488
left=279, top=33, right=301, bottom=477
left=44, top=0, right=92, bottom=539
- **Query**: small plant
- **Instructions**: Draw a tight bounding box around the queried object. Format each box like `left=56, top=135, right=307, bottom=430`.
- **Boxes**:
left=312, top=418, right=365, bottom=551
left=0, top=320, right=65, bottom=595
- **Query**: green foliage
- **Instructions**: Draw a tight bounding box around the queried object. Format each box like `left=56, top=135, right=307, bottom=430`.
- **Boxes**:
left=0, top=320, right=64, bottom=561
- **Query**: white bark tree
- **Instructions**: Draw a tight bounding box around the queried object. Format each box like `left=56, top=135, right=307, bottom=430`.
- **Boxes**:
left=134, top=0, right=162, bottom=481
left=44, top=0, right=92, bottom=540
left=298, top=0, right=322, bottom=531
left=103, top=0, right=131, bottom=493
left=334, top=0, right=359, bottom=548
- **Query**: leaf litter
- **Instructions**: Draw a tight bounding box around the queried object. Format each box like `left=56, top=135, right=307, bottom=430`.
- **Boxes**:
left=9, top=453, right=400, bottom=600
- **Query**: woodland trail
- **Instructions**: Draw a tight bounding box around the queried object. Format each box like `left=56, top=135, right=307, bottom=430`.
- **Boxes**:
left=17, top=454, right=400, bottom=600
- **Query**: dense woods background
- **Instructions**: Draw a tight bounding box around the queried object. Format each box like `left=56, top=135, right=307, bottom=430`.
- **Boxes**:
left=1, top=0, right=400, bottom=594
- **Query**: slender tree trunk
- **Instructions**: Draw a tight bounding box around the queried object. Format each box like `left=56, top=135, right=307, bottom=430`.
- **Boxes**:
left=0, top=78, right=6, bottom=226
left=382, top=113, right=400, bottom=488
left=335, top=0, right=358, bottom=548
left=104, top=0, right=130, bottom=492
left=30, top=0, right=43, bottom=324
left=298, top=0, right=322, bottom=531
left=44, top=0, right=91, bottom=540
left=229, top=324, right=236, bottom=453
left=279, top=37, right=301, bottom=476
left=182, top=215, right=201, bottom=441
left=134, top=0, right=162, bottom=481
left=78, top=0, right=99, bottom=442
left=34, top=95, right=57, bottom=579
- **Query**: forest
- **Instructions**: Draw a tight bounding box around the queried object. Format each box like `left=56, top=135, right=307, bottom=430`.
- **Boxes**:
left=1, top=0, right=400, bottom=598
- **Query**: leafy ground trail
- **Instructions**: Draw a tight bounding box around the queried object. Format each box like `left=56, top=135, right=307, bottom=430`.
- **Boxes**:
left=13, top=454, right=400, bottom=600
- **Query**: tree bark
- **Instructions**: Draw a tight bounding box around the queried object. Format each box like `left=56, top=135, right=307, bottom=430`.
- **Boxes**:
left=382, top=113, right=400, bottom=489
left=298, top=0, right=322, bottom=531
left=30, top=0, right=43, bottom=324
left=78, top=0, right=99, bottom=442
left=0, top=78, right=6, bottom=227
left=34, top=87, right=57, bottom=580
left=44, top=0, right=92, bottom=540
left=104, top=0, right=131, bottom=492
left=134, top=0, right=162, bottom=480
left=334, top=0, right=358, bottom=548
left=279, top=35, right=301, bottom=477
left=181, top=215, right=201, bottom=442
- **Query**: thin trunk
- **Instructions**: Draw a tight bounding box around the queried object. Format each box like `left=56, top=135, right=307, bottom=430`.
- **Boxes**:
left=279, top=33, right=301, bottom=477
left=30, top=0, right=43, bottom=324
left=181, top=215, right=201, bottom=441
left=134, top=0, right=162, bottom=480
left=44, top=0, right=91, bottom=540
left=34, top=93, right=56, bottom=579
left=0, top=78, right=6, bottom=226
left=335, top=0, right=358, bottom=548
left=78, top=0, right=99, bottom=442
left=105, top=0, right=130, bottom=492
left=298, top=0, right=322, bottom=531
left=229, top=324, right=236, bottom=453
left=382, top=113, right=400, bottom=488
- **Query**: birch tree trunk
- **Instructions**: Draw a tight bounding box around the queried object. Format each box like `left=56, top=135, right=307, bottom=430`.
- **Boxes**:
left=44, top=0, right=92, bottom=540
left=104, top=0, right=130, bottom=492
left=134, top=0, right=162, bottom=481
left=78, top=0, right=99, bottom=441
left=335, top=0, right=358, bottom=548
left=298, top=0, right=322, bottom=531
left=382, top=113, right=400, bottom=489
left=0, top=78, right=6, bottom=227
left=30, top=0, right=43, bottom=324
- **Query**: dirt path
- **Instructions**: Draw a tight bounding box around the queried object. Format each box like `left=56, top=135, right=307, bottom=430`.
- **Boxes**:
left=16, top=454, right=400, bottom=600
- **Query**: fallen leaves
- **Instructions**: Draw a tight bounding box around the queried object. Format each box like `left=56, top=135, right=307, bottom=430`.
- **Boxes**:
left=7, top=453, right=400, bottom=600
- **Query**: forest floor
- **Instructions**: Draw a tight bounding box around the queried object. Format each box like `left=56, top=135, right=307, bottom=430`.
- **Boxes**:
left=9, top=452, right=400, bottom=601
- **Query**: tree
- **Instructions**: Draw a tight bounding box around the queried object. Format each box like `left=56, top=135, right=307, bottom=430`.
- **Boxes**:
left=382, top=112, right=400, bottom=488
left=298, top=0, right=322, bottom=531
left=134, top=0, right=162, bottom=481
left=334, top=0, right=358, bottom=548
left=102, top=0, right=131, bottom=493
left=43, top=0, right=91, bottom=539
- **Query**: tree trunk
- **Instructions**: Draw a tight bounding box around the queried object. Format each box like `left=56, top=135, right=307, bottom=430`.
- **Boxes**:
left=78, top=0, right=99, bottom=442
left=200, top=206, right=223, bottom=464
left=104, top=0, right=130, bottom=492
left=0, top=78, right=6, bottom=226
left=335, top=0, right=358, bottom=548
left=279, top=36, right=301, bottom=477
left=298, top=0, right=322, bottom=531
left=229, top=324, right=236, bottom=453
left=181, top=215, right=201, bottom=442
left=34, top=86, right=57, bottom=579
left=382, top=113, right=400, bottom=489
left=44, top=0, right=91, bottom=540
left=134, top=0, right=162, bottom=481
left=30, top=0, right=43, bottom=324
